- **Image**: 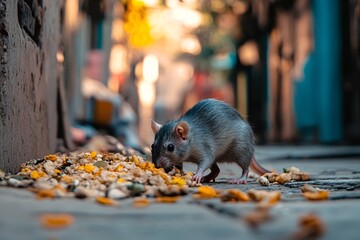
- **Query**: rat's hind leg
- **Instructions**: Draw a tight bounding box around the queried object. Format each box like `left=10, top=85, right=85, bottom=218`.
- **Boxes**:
left=202, top=163, right=220, bottom=183
left=227, top=167, right=249, bottom=184
left=227, top=154, right=252, bottom=184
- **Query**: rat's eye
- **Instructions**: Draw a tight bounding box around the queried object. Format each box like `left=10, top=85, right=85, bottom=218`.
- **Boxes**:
left=167, top=144, right=175, bottom=152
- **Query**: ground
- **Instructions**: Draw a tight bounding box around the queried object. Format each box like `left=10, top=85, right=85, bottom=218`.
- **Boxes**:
left=0, top=145, right=360, bottom=240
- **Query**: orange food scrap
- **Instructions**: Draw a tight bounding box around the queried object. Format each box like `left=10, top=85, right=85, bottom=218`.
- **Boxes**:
left=193, top=186, right=218, bottom=199
left=133, top=198, right=150, bottom=208
left=44, top=155, right=58, bottom=161
left=243, top=208, right=272, bottom=228
left=221, top=189, right=250, bottom=202
left=301, top=184, right=329, bottom=201
left=36, top=189, right=56, bottom=199
left=247, top=189, right=281, bottom=206
left=292, top=213, right=326, bottom=239
left=96, top=196, right=117, bottom=206
left=275, top=173, right=292, bottom=184
left=84, top=164, right=95, bottom=173
left=54, top=169, right=61, bottom=176
left=155, top=196, right=180, bottom=203
left=40, top=213, right=74, bottom=229
left=303, top=191, right=329, bottom=201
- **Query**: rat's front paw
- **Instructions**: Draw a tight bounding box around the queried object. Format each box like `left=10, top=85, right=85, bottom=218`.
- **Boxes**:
left=193, top=174, right=203, bottom=184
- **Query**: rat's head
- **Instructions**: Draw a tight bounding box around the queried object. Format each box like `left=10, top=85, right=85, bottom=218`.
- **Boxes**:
left=150, top=120, right=190, bottom=172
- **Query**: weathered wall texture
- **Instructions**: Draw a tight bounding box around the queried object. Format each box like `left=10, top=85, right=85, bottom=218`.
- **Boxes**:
left=0, top=0, right=61, bottom=173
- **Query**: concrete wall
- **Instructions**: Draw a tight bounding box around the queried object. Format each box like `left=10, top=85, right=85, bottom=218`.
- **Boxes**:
left=0, top=0, right=61, bottom=173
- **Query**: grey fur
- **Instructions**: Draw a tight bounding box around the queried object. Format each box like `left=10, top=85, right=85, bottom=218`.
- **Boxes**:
left=151, top=98, right=255, bottom=180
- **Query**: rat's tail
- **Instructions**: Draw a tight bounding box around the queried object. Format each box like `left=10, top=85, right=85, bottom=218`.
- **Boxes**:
left=250, top=158, right=271, bottom=176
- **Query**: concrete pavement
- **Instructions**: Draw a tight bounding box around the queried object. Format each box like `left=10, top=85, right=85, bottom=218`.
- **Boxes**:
left=1, top=145, right=360, bottom=240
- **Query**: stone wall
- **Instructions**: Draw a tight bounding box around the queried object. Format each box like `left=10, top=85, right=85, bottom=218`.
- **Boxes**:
left=0, top=0, right=61, bottom=173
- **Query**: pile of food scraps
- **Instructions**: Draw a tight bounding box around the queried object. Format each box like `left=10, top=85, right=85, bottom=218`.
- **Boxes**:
left=0, top=152, right=196, bottom=202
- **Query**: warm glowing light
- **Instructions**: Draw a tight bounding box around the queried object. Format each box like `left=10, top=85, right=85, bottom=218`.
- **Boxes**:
left=238, top=41, right=259, bottom=65
left=112, top=19, right=125, bottom=42
left=142, top=54, right=159, bottom=83
left=170, top=7, right=203, bottom=28
left=65, top=0, right=79, bottom=31
left=56, top=51, right=64, bottom=63
left=138, top=81, right=156, bottom=106
left=180, top=35, right=201, bottom=55
left=109, top=45, right=127, bottom=74
left=141, top=0, right=159, bottom=7
left=166, top=0, right=179, bottom=8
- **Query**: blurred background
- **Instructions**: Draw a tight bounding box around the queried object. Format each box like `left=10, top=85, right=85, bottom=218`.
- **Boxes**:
left=60, top=0, right=360, bottom=149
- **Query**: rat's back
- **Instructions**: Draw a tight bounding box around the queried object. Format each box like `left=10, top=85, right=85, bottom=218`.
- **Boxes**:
left=181, top=98, right=245, bottom=132
left=180, top=99, right=254, bottom=161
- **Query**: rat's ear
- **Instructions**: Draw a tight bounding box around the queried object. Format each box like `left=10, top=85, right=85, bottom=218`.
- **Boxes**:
left=175, top=121, right=189, bottom=140
left=151, top=120, right=162, bottom=134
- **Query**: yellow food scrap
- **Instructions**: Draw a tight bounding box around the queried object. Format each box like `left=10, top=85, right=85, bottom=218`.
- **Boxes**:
left=155, top=196, right=180, bottom=203
left=90, top=151, right=97, bottom=159
left=61, top=175, right=72, bottom=184
left=40, top=213, right=74, bottom=229
left=96, top=196, right=117, bottom=206
left=117, top=178, right=126, bottom=183
left=44, top=155, right=58, bottom=161
left=193, top=186, right=218, bottom=199
left=54, top=169, right=61, bottom=176
left=77, top=166, right=85, bottom=171
left=115, top=165, right=123, bottom=172
left=30, top=171, right=42, bottom=180
left=21, top=167, right=31, bottom=173
left=84, top=164, right=95, bottom=173
left=131, top=155, right=140, bottom=166
left=139, top=162, right=155, bottom=170
left=171, top=177, right=186, bottom=187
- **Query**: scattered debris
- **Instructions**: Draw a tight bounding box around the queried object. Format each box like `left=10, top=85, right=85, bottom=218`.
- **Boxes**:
left=292, top=213, right=326, bottom=239
left=193, top=186, right=218, bottom=199
left=96, top=196, right=118, bottom=206
left=301, top=184, right=329, bottom=201
left=257, top=176, right=270, bottom=186
left=39, top=213, right=75, bottom=229
left=133, top=198, right=150, bottom=208
left=155, top=196, right=180, bottom=203
left=220, top=189, right=250, bottom=202
left=243, top=207, right=272, bottom=228
left=259, top=166, right=310, bottom=186
left=247, top=189, right=281, bottom=207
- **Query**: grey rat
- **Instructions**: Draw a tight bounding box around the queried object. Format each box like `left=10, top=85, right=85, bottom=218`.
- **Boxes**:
left=150, top=98, right=270, bottom=184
